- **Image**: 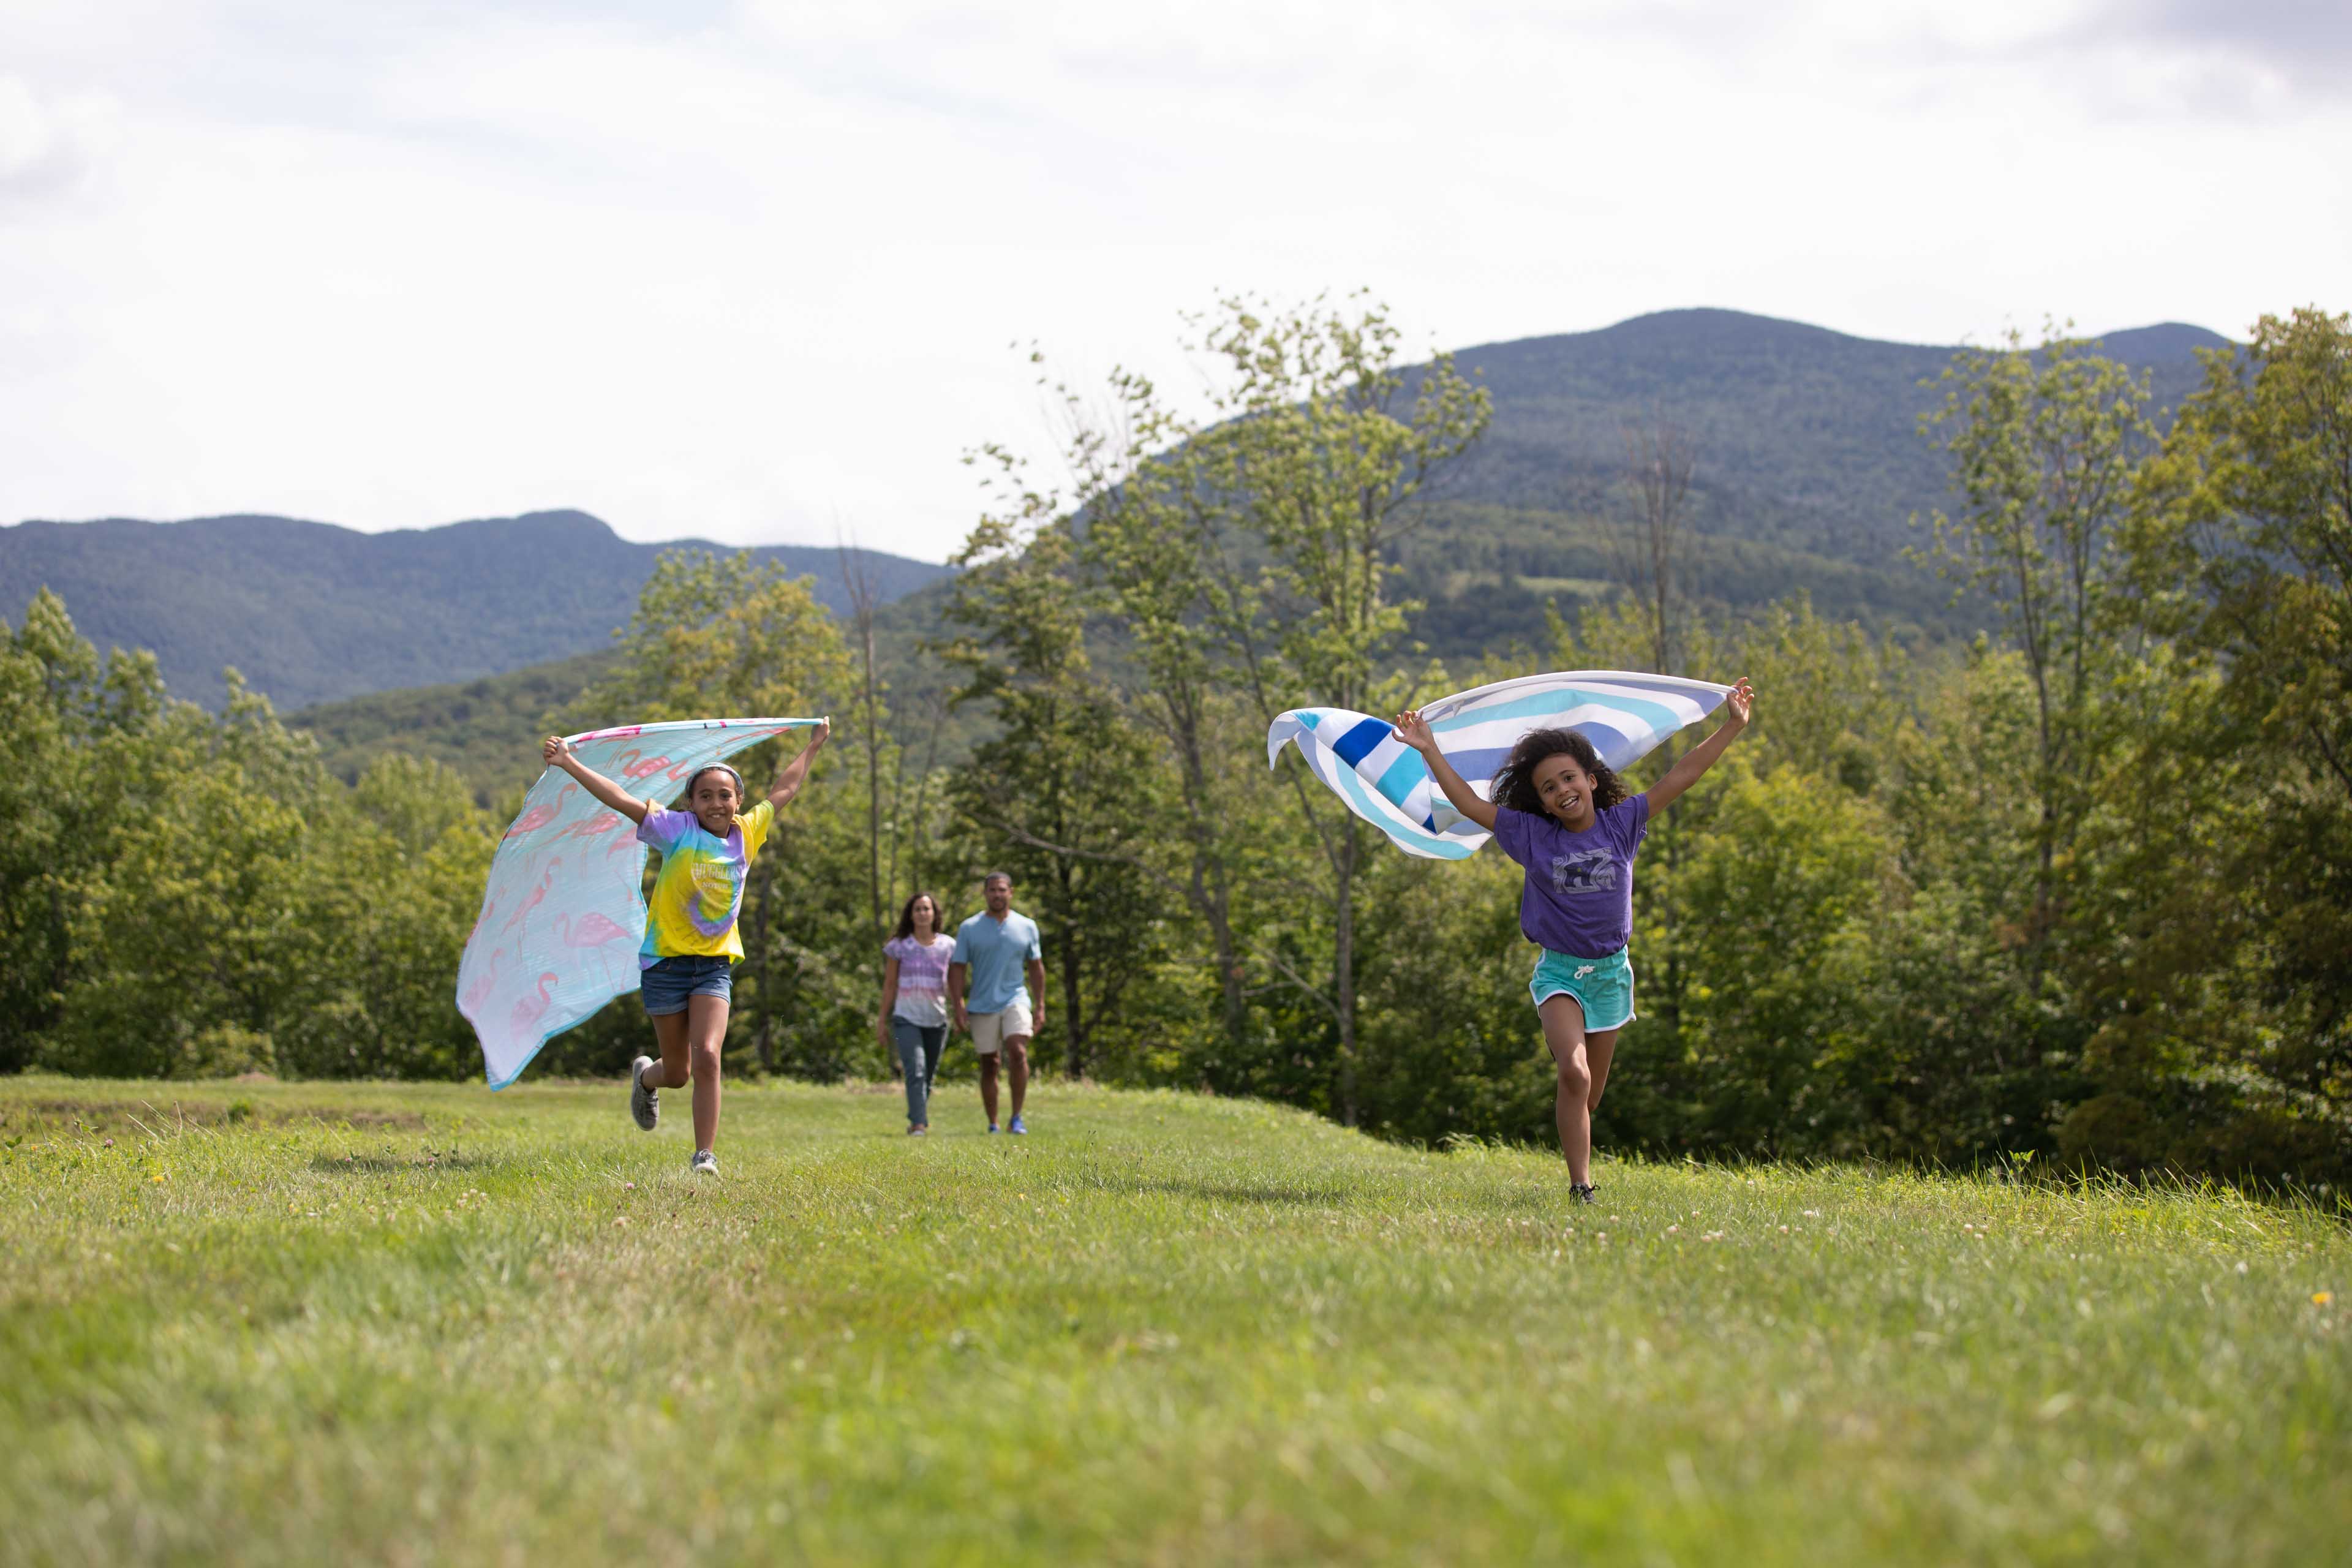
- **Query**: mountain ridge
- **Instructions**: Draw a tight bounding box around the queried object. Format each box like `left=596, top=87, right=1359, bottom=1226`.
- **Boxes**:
left=4, top=308, right=2237, bottom=717
left=1419, top=307, right=2230, bottom=566
left=0, top=508, right=951, bottom=711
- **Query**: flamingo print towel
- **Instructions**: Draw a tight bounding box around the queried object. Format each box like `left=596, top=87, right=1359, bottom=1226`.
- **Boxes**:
left=455, top=717, right=823, bottom=1088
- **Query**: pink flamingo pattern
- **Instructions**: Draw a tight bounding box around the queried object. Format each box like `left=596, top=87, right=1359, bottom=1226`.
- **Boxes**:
left=502, top=782, right=577, bottom=840
left=456, top=716, right=823, bottom=1089
left=496, top=859, right=564, bottom=937
left=554, top=911, right=632, bottom=948
left=509, top=973, right=559, bottom=1033
left=459, top=949, right=505, bottom=1012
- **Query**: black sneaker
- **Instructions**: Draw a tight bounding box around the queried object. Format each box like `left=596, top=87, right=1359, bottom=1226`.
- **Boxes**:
left=1570, top=1183, right=1599, bottom=1205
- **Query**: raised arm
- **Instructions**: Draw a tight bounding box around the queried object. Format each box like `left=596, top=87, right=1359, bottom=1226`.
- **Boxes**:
left=543, top=735, right=649, bottom=825
left=1392, top=709, right=1499, bottom=832
left=766, top=718, right=832, bottom=811
left=1645, top=678, right=1754, bottom=815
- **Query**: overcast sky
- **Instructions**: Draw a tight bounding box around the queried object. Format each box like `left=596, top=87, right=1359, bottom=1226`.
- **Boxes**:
left=3, top=1, right=2346, bottom=564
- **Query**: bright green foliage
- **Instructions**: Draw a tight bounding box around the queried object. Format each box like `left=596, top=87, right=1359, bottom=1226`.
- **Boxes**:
left=2, top=595, right=498, bottom=1082
left=1919, top=328, right=2157, bottom=960
left=581, top=548, right=850, bottom=728
left=3, top=1079, right=2346, bottom=1566
left=2093, top=308, right=2352, bottom=1166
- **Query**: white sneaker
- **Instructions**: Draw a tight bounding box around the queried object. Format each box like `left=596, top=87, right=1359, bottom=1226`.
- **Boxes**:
left=629, top=1056, right=659, bottom=1131
left=690, top=1149, right=718, bottom=1175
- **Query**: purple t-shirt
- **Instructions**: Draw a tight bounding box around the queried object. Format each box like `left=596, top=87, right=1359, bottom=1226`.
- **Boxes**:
left=1490, top=796, right=1651, bottom=959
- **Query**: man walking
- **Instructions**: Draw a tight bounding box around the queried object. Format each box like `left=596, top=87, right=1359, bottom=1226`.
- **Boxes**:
left=948, top=870, right=1046, bottom=1134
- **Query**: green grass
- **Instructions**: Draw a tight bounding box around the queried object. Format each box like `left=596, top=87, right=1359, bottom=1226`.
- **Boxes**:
left=2, top=1077, right=2345, bottom=1566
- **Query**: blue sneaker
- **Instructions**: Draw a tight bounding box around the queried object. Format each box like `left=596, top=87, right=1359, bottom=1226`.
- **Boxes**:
left=1008, top=1114, right=1027, bottom=1136
left=987, top=1122, right=999, bottom=1134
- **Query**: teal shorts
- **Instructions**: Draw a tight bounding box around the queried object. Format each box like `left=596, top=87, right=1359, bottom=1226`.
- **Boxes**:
left=1529, top=946, right=1635, bottom=1031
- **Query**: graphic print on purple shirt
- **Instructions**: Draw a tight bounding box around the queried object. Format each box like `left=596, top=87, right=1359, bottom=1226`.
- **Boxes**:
left=1489, top=795, right=1651, bottom=959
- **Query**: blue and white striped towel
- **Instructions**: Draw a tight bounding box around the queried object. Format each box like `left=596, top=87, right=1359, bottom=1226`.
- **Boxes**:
left=1265, top=671, right=1730, bottom=860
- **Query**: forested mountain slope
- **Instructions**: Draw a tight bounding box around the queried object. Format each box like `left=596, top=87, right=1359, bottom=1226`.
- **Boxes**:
left=1431, top=309, right=2227, bottom=560
left=8, top=309, right=2230, bottom=737
left=0, top=508, right=949, bottom=710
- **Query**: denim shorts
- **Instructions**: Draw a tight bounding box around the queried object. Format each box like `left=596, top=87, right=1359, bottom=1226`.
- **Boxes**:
left=1529, top=946, right=1635, bottom=1031
left=640, top=954, right=734, bottom=1017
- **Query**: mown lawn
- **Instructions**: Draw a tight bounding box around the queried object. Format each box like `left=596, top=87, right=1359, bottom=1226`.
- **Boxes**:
left=1, top=1075, right=2345, bottom=1566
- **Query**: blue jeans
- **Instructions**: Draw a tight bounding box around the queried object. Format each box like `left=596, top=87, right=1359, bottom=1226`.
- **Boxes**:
left=892, top=1017, right=944, bottom=1125
left=641, top=955, right=733, bottom=1017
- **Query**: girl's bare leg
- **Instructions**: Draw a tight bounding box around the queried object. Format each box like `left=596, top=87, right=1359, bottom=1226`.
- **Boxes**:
left=1584, top=1027, right=1621, bottom=1114
left=1538, top=995, right=1594, bottom=1185
left=649, top=1011, right=690, bottom=1087
left=685, top=993, right=727, bottom=1152
left=645, top=1003, right=726, bottom=1150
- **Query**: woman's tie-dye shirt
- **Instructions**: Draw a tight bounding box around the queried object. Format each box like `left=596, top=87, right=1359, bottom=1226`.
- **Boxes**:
left=636, top=800, right=775, bottom=967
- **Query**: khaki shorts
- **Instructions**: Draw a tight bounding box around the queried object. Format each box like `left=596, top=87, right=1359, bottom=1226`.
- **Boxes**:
left=968, top=1000, right=1033, bottom=1055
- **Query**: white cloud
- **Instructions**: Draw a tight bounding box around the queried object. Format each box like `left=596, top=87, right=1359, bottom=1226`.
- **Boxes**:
left=0, top=1, right=2345, bottom=562
left=0, top=76, right=121, bottom=200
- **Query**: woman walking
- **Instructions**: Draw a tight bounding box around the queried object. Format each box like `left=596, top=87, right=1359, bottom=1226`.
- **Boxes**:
left=878, top=891, right=954, bottom=1135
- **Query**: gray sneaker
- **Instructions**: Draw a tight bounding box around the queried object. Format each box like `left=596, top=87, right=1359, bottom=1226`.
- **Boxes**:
left=690, top=1148, right=718, bottom=1175
left=629, top=1055, right=659, bottom=1131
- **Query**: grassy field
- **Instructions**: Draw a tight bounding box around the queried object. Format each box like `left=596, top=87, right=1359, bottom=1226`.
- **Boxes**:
left=2, top=1076, right=2345, bottom=1566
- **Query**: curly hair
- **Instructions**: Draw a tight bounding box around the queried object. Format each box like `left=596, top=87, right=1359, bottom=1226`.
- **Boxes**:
left=1487, top=727, right=1626, bottom=818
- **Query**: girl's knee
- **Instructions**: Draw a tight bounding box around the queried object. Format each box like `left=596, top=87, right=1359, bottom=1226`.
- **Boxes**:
left=688, top=1042, right=722, bottom=1077
left=1556, top=1054, right=1591, bottom=1096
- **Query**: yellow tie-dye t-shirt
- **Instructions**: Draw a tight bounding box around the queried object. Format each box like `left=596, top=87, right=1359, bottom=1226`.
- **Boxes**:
left=636, top=799, right=775, bottom=967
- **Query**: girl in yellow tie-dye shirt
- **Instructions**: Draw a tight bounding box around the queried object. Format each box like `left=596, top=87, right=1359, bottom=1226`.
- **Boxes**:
left=541, top=720, right=830, bottom=1174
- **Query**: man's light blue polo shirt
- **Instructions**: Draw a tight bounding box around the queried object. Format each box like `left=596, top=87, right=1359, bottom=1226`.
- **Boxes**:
left=952, top=910, right=1041, bottom=1013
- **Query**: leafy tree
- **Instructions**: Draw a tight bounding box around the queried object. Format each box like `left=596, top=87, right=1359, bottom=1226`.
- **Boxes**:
left=2114, top=307, right=2352, bottom=1143
left=1916, top=329, right=2155, bottom=962
left=2127, top=308, right=2351, bottom=806
left=941, top=505, right=1161, bottom=1079
left=1183, top=293, right=1491, bottom=1124
left=0, top=592, right=96, bottom=1066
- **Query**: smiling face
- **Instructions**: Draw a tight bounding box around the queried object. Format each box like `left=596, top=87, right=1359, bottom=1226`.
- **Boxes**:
left=1532, top=751, right=1599, bottom=831
left=687, top=769, right=741, bottom=836
left=909, top=895, right=937, bottom=938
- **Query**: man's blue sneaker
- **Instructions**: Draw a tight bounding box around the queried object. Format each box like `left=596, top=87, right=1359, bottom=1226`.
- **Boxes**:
left=1008, top=1115, right=1027, bottom=1136
left=987, top=1122, right=1000, bottom=1134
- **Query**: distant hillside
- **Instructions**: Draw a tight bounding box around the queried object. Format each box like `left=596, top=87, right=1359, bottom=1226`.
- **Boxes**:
left=9, top=311, right=2233, bottom=733
left=0, top=509, right=951, bottom=711
left=291, top=648, right=624, bottom=800
left=1425, top=309, right=2230, bottom=564
left=293, top=588, right=983, bottom=802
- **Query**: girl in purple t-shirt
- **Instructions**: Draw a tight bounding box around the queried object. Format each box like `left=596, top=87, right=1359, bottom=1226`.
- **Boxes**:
left=1393, top=678, right=1752, bottom=1204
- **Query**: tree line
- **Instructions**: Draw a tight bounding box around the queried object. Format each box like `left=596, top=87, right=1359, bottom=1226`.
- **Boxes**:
left=2, top=297, right=2343, bottom=1190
